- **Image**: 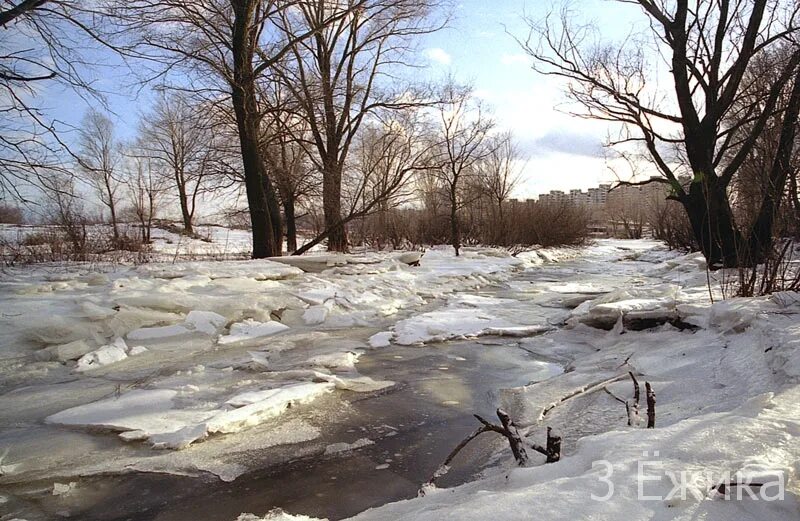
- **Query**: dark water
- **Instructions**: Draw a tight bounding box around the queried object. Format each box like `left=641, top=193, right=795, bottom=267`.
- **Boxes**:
left=24, top=341, right=559, bottom=521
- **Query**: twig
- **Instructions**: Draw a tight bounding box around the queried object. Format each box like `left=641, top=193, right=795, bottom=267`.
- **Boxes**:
left=646, top=382, right=656, bottom=428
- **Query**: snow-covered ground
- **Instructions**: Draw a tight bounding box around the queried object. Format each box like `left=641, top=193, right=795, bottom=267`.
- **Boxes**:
left=2, top=238, right=799, bottom=521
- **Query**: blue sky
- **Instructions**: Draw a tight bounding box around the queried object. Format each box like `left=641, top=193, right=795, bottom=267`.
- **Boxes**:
left=416, top=0, right=649, bottom=198
left=45, top=0, right=648, bottom=200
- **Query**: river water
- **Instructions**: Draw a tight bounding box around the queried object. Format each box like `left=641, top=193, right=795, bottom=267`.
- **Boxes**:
left=4, top=244, right=656, bottom=521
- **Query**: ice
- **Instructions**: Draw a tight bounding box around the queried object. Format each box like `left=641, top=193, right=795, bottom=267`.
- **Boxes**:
left=368, top=331, right=393, bottom=348
left=302, top=305, right=329, bottom=325
left=206, top=382, right=335, bottom=434
left=569, top=285, right=682, bottom=329
left=127, top=323, right=193, bottom=341
left=237, top=510, right=326, bottom=521
left=74, top=338, right=147, bottom=372
left=304, top=351, right=361, bottom=371
left=52, top=481, right=76, bottom=496
left=185, top=310, right=228, bottom=335
left=394, top=309, right=515, bottom=345
left=324, top=438, right=374, bottom=456
left=218, top=319, right=290, bottom=345
left=45, top=389, right=194, bottom=433
left=315, top=373, right=395, bottom=392
left=43, top=339, right=95, bottom=362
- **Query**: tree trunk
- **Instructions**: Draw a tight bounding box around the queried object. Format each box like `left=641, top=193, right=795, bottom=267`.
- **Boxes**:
left=261, top=170, right=283, bottom=255
left=746, top=65, right=800, bottom=262
left=323, top=160, right=347, bottom=252
left=108, top=193, right=119, bottom=242
left=176, top=176, right=193, bottom=235
left=230, top=0, right=279, bottom=259
left=284, top=195, right=297, bottom=254
left=449, top=183, right=460, bottom=256
left=681, top=178, right=743, bottom=268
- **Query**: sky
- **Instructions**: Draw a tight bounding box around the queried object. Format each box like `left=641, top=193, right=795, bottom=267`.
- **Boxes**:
left=415, top=0, right=650, bottom=199
left=42, top=0, right=652, bottom=202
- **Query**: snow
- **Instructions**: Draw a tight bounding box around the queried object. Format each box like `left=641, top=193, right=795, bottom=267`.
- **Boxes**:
left=74, top=337, right=147, bottom=372
left=236, top=511, right=325, bottom=521
left=218, top=319, right=290, bottom=345
left=7, top=235, right=800, bottom=521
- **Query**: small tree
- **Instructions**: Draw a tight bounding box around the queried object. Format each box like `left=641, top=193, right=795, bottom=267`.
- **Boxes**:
left=430, top=81, right=495, bottom=256
left=477, top=132, right=523, bottom=244
left=78, top=109, right=122, bottom=242
left=125, top=151, right=164, bottom=243
left=138, top=92, right=216, bottom=236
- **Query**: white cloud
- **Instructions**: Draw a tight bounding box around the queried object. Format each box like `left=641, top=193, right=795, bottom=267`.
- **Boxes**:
left=424, top=47, right=452, bottom=66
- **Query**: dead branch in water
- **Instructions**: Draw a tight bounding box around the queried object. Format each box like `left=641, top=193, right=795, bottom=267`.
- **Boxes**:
left=421, top=408, right=561, bottom=494
left=646, top=382, right=656, bottom=428
left=603, top=372, right=656, bottom=428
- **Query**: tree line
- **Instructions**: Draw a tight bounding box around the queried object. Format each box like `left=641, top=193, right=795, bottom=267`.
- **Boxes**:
left=1, top=0, right=799, bottom=269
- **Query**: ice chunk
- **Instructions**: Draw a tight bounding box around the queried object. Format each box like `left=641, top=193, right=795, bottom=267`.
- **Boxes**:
left=236, top=510, right=326, bottom=521
left=302, top=305, right=329, bottom=325
left=149, top=423, right=210, bottom=450
left=393, top=309, right=515, bottom=345
left=368, top=331, right=393, bottom=348
left=74, top=338, right=146, bottom=372
left=46, top=389, right=180, bottom=432
left=127, top=323, right=192, bottom=341
left=218, top=319, right=290, bottom=345
left=79, top=302, right=117, bottom=321
left=304, top=351, right=361, bottom=371
left=74, top=338, right=129, bottom=372
left=52, top=482, right=76, bottom=496
left=207, top=382, right=334, bottom=434
left=44, top=339, right=96, bottom=362
left=184, top=310, right=227, bottom=335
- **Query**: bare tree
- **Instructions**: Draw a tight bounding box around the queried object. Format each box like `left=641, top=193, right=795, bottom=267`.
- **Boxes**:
left=430, top=82, right=495, bottom=256
left=111, top=1, right=366, bottom=257
left=138, top=92, right=217, bottom=235
left=293, top=107, right=434, bottom=254
left=125, top=150, right=164, bottom=243
left=522, top=1, right=800, bottom=268
left=78, top=109, right=122, bottom=242
left=478, top=131, right=523, bottom=243
left=259, top=79, right=320, bottom=253
left=275, top=0, right=445, bottom=252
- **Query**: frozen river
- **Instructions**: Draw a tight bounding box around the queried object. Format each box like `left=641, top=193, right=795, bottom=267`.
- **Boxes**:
left=1, top=241, right=682, bottom=520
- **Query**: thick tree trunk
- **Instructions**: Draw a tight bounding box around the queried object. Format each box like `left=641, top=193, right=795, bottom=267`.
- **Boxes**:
left=176, top=177, right=193, bottom=235
left=261, top=171, right=283, bottom=255
left=323, top=160, right=347, bottom=252
left=681, top=178, right=743, bottom=268
left=230, top=0, right=279, bottom=259
left=284, top=195, right=297, bottom=254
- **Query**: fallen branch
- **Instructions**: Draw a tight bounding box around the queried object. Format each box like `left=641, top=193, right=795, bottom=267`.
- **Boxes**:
left=646, top=382, right=656, bottom=428
left=628, top=371, right=641, bottom=427
left=603, top=372, right=656, bottom=429
left=539, top=373, right=630, bottom=421
left=529, top=426, right=562, bottom=463
left=422, top=408, right=559, bottom=494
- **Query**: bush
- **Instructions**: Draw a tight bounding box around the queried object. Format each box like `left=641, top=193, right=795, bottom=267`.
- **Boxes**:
left=506, top=201, right=591, bottom=248
left=0, top=203, right=23, bottom=224
left=647, top=200, right=698, bottom=251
